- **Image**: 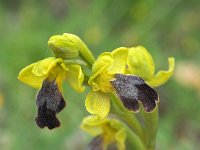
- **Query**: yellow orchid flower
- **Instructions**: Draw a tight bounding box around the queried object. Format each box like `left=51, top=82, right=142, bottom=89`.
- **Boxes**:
left=81, top=115, right=127, bottom=150
left=18, top=57, right=85, bottom=129
left=18, top=57, right=85, bottom=91
left=85, top=46, right=175, bottom=118
left=85, top=48, right=129, bottom=119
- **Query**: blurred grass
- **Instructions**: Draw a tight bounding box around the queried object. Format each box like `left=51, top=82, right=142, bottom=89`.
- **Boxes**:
left=0, top=0, right=200, bottom=149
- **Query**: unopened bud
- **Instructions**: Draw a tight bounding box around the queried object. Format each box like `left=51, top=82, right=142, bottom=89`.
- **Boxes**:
left=48, top=33, right=95, bottom=65
left=48, top=33, right=80, bottom=59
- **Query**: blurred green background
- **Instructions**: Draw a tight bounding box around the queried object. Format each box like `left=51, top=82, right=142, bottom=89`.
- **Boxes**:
left=0, top=0, right=200, bottom=149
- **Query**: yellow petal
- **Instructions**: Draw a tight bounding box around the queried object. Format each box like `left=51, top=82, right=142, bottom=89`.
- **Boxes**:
left=32, top=57, right=65, bottom=76
left=147, top=57, right=175, bottom=87
left=115, top=129, right=127, bottom=150
left=109, top=119, right=126, bottom=150
left=65, top=64, right=85, bottom=92
left=89, top=66, right=106, bottom=91
left=85, top=91, right=110, bottom=119
left=18, top=57, right=68, bottom=89
left=127, top=46, right=155, bottom=80
left=80, top=115, right=106, bottom=136
left=89, top=66, right=113, bottom=92
left=18, top=62, right=47, bottom=89
left=92, top=52, right=113, bottom=73
left=89, top=53, right=113, bottom=92
left=108, top=47, right=129, bottom=74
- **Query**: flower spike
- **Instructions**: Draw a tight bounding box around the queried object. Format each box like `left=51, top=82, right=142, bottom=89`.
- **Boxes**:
left=17, top=32, right=175, bottom=149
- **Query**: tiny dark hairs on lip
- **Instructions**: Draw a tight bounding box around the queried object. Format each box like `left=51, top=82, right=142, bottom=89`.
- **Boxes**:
left=110, top=74, right=159, bottom=112
left=35, top=79, right=66, bottom=129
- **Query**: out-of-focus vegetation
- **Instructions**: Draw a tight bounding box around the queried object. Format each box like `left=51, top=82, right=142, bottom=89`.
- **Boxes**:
left=0, top=0, right=200, bottom=149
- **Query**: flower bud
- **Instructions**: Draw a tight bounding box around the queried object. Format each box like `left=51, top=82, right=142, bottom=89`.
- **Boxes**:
left=48, top=33, right=80, bottom=59
left=48, top=33, right=95, bottom=65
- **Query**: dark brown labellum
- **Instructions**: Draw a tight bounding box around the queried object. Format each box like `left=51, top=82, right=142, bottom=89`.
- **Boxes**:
left=88, top=136, right=118, bottom=150
left=35, top=79, right=66, bottom=129
left=88, top=136, right=104, bottom=150
left=110, top=74, right=159, bottom=112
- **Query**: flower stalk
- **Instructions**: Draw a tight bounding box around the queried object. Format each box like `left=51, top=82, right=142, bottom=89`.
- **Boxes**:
left=142, top=107, right=159, bottom=150
left=110, top=93, right=144, bottom=141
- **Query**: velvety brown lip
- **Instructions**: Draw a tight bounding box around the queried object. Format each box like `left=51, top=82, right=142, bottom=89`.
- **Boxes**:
left=35, top=79, right=66, bottom=129
left=110, top=74, right=159, bottom=112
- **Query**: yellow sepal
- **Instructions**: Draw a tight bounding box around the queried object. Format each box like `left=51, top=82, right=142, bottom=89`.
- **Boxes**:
left=18, top=57, right=65, bottom=88
left=127, top=46, right=155, bottom=80
left=147, top=57, right=175, bottom=87
left=108, top=47, right=129, bottom=74
left=65, top=64, right=85, bottom=92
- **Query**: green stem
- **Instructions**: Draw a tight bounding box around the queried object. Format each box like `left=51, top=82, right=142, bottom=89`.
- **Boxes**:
left=78, top=41, right=95, bottom=66
left=64, top=59, right=90, bottom=67
left=142, top=107, right=158, bottom=150
left=64, top=59, right=92, bottom=84
left=110, top=93, right=144, bottom=143
left=122, top=122, right=146, bottom=150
